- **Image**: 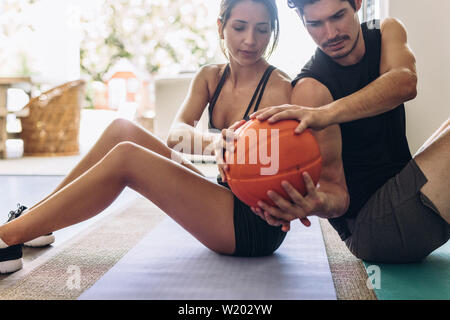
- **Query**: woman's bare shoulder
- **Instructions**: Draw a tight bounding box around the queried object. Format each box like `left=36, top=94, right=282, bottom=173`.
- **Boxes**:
left=198, top=63, right=227, bottom=81
left=273, top=68, right=292, bottom=81
left=195, top=63, right=228, bottom=94
left=265, top=68, right=293, bottom=103
left=271, top=68, right=292, bottom=87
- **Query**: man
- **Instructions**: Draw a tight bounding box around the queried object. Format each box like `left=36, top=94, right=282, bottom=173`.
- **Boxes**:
left=250, top=0, right=449, bottom=263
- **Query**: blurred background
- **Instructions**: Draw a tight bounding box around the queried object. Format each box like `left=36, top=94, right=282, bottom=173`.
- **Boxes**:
left=0, top=0, right=447, bottom=164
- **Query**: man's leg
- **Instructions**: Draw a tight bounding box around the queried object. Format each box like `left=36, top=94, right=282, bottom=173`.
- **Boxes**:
left=414, top=119, right=450, bottom=223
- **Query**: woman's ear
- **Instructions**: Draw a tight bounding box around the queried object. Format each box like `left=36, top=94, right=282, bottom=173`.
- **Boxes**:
left=355, top=0, right=363, bottom=12
left=217, top=18, right=225, bottom=39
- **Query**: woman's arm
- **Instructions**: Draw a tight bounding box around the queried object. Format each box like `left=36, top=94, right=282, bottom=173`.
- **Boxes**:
left=167, top=65, right=221, bottom=156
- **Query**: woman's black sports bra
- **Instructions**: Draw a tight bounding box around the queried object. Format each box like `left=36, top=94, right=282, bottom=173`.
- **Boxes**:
left=208, top=64, right=276, bottom=130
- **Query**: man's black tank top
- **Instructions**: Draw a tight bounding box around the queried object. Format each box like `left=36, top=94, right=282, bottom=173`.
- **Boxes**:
left=292, top=20, right=412, bottom=240
left=208, top=64, right=276, bottom=130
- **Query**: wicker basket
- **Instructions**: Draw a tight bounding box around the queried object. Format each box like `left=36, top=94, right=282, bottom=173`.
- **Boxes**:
left=19, top=80, right=85, bottom=156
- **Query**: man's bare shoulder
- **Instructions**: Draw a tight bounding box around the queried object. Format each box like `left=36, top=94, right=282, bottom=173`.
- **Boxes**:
left=292, top=77, right=333, bottom=107
left=380, top=17, right=407, bottom=35
left=293, top=77, right=329, bottom=91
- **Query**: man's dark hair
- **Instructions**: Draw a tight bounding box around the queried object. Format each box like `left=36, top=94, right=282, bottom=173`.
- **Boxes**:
left=287, top=0, right=356, bottom=16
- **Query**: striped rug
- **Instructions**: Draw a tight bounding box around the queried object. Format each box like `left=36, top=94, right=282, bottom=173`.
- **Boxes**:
left=319, top=219, right=376, bottom=300
left=0, top=196, right=375, bottom=300
left=0, top=196, right=165, bottom=300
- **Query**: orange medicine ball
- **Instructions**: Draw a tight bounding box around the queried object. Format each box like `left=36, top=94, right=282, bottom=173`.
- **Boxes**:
left=224, top=119, right=322, bottom=208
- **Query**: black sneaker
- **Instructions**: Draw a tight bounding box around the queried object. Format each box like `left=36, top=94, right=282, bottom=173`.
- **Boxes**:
left=0, top=206, right=24, bottom=274
left=8, top=204, right=56, bottom=247
left=0, top=244, right=23, bottom=274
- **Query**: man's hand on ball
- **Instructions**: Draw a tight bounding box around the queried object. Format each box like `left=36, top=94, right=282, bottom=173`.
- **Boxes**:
left=249, top=104, right=332, bottom=134
left=251, top=206, right=293, bottom=232
left=252, top=172, right=327, bottom=231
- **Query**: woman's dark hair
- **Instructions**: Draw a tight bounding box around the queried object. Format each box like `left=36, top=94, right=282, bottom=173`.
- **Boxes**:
left=287, top=0, right=356, bottom=16
left=219, top=0, right=280, bottom=59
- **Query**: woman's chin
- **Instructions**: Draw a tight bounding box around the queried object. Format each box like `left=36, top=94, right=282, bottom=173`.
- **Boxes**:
left=231, top=56, right=264, bottom=67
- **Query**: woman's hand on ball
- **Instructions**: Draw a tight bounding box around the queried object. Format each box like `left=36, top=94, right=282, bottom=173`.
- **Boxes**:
left=215, top=120, right=246, bottom=182
left=213, top=134, right=227, bottom=182
left=249, top=104, right=332, bottom=134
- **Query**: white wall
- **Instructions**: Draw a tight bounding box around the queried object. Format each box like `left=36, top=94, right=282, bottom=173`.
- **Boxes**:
left=273, top=0, right=450, bottom=154
left=270, top=1, right=317, bottom=78
left=10, top=0, right=447, bottom=155
left=20, top=0, right=81, bottom=85
left=388, top=0, right=450, bottom=154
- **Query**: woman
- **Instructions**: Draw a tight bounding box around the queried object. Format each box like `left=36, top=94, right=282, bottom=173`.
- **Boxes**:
left=0, top=0, right=296, bottom=274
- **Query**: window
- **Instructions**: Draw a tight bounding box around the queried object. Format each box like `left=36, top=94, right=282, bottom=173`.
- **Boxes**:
left=360, top=0, right=381, bottom=21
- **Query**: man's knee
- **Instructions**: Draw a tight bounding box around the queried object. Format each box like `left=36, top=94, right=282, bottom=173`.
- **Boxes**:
left=344, top=237, right=432, bottom=264
left=360, top=251, right=429, bottom=264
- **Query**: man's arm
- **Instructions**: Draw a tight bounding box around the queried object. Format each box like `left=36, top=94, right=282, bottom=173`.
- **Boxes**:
left=254, top=78, right=349, bottom=226
left=250, top=19, right=417, bottom=133
left=292, top=79, right=350, bottom=218
left=325, top=18, right=417, bottom=125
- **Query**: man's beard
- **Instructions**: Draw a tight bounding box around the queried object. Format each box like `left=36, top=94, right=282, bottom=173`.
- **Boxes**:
left=324, top=29, right=361, bottom=60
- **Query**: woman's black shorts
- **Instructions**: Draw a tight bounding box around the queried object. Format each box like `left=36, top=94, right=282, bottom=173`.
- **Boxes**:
left=216, top=177, right=287, bottom=257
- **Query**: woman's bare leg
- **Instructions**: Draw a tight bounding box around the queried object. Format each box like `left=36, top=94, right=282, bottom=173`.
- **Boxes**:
left=0, top=142, right=235, bottom=254
left=28, top=118, right=204, bottom=210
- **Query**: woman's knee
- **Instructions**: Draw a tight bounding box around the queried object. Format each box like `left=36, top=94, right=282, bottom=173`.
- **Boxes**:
left=104, top=141, right=142, bottom=182
left=110, top=141, right=142, bottom=161
left=443, top=118, right=450, bottom=129
left=106, top=118, right=137, bottom=143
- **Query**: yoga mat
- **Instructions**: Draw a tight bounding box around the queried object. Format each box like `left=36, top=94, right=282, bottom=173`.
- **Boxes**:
left=79, top=216, right=337, bottom=300
left=364, top=241, right=450, bottom=300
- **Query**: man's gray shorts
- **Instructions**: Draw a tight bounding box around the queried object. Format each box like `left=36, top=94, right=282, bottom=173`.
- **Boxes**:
left=344, top=159, right=450, bottom=263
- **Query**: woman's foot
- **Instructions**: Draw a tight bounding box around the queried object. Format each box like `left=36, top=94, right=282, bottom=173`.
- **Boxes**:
left=8, top=204, right=56, bottom=247
left=23, top=233, right=55, bottom=247
left=0, top=242, right=22, bottom=274
left=0, top=207, right=25, bottom=274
